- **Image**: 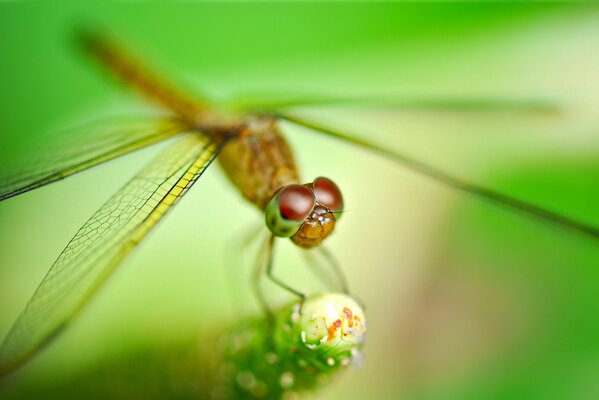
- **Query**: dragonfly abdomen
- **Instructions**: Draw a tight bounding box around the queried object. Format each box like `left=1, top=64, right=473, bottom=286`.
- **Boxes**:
left=80, top=29, right=205, bottom=125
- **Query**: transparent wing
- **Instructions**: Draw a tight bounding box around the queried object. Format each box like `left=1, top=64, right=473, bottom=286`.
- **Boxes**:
left=0, top=132, right=226, bottom=376
left=229, top=93, right=559, bottom=115
left=0, top=115, right=187, bottom=201
left=278, top=112, right=599, bottom=241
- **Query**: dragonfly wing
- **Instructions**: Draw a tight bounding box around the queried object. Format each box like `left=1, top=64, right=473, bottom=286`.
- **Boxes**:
left=278, top=112, right=599, bottom=241
left=0, top=115, right=187, bottom=201
left=231, top=93, right=559, bottom=114
left=0, top=132, right=226, bottom=376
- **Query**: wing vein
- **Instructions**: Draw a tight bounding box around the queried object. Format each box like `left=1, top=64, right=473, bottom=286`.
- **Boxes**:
left=0, top=117, right=187, bottom=201
left=0, top=131, right=228, bottom=376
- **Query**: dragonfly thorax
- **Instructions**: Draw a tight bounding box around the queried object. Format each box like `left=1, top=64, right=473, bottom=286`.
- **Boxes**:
left=216, top=113, right=344, bottom=248
left=241, top=114, right=278, bottom=134
left=217, top=115, right=300, bottom=209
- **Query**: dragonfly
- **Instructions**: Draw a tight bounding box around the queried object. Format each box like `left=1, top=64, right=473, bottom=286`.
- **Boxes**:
left=1, top=29, right=598, bottom=378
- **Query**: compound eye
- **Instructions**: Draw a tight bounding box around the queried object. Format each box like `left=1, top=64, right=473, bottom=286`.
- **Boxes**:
left=278, top=185, right=315, bottom=221
left=313, top=177, right=343, bottom=213
left=265, top=185, right=315, bottom=237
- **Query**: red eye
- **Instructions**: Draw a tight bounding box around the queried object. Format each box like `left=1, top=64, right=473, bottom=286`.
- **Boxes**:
left=278, top=185, right=315, bottom=221
left=313, top=177, right=343, bottom=212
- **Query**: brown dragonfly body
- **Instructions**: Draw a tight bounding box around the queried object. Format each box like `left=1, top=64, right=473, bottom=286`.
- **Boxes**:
left=1, top=30, right=597, bottom=378
left=87, top=33, right=300, bottom=209
left=86, top=33, right=339, bottom=249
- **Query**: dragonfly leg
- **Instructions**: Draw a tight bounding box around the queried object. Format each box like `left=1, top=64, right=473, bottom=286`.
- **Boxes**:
left=224, top=223, right=264, bottom=316
left=301, top=246, right=350, bottom=294
left=264, top=235, right=307, bottom=313
left=315, top=246, right=350, bottom=294
left=252, top=234, right=274, bottom=320
left=303, top=246, right=366, bottom=310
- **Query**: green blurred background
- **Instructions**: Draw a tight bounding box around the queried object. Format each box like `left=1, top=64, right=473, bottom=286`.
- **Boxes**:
left=1, top=2, right=599, bottom=399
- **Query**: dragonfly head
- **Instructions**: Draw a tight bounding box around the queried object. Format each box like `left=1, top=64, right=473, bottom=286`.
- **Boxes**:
left=265, top=177, right=343, bottom=248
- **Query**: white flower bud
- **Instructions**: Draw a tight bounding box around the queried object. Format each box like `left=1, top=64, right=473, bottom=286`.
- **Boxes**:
left=299, top=293, right=366, bottom=356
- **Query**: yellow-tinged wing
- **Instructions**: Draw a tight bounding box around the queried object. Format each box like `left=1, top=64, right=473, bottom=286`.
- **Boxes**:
left=231, top=92, right=559, bottom=115
left=0, top=132, right=226, bottom=376
left=0, top=115, right=187, bottom=201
